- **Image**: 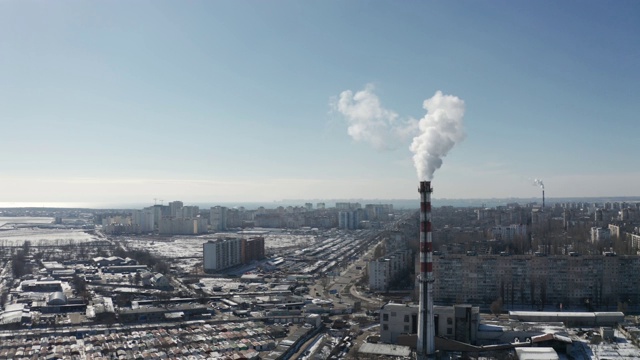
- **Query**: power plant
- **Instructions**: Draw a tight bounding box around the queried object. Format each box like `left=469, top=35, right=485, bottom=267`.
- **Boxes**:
left=417, top=181, right=435, bottom=358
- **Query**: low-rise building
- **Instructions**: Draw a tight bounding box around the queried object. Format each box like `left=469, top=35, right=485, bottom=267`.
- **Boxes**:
left=380, top=303, right=479, bottom=345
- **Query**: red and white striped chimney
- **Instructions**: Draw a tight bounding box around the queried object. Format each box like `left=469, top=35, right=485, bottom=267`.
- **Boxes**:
left=417, top=181, right=434, bottom=358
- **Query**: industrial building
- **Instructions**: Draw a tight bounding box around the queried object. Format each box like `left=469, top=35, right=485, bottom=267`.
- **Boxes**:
left=380, top=303, right=480, bottom=345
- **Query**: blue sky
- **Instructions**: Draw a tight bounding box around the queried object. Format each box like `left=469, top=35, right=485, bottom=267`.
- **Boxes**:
left=1, top=1, right=639, bottom=204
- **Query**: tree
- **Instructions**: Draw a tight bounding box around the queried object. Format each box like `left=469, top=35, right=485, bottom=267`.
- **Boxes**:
left=21, top=241, right=31, bottom=255
left=373, top=244, right=385, bottom=259
left=490, top=297, right=503, bottom=317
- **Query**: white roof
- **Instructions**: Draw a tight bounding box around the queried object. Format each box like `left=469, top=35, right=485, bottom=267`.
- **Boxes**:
left=515, top=348, right=559, bottom=360
left=359, top=343, right=412, bottom=357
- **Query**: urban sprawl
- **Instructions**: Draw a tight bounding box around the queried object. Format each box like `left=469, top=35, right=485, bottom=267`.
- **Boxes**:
left=1, top=198, right=640, bottom=359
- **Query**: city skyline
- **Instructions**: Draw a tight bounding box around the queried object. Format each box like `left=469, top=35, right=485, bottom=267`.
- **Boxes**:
left=2, top=1, right=639, bottom=203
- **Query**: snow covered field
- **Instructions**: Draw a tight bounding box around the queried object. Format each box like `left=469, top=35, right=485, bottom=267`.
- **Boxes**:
left=0, top=217, right=102, bottom=246
left=122, top=233, right=317, bottom=273
left=124, top=233, right=317, bottom=258
left=0, top=228, right=102, bottom=246
left=0, top=216, right=54, bottom=228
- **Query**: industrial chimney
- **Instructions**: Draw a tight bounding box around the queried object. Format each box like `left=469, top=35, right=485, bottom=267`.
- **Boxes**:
left=417, top=181, right=434, bottom=358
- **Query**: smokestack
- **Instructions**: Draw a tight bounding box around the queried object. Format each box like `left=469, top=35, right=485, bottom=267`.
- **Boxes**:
left=542, top=189, right=545, bottom=212
left=417, top=181, right=434, bottom=358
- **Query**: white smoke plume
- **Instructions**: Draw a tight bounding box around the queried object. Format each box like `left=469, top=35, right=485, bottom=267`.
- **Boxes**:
left=410, top=91, right=466, bottom=180
left=333, top=85, right=465, bottom=181
left=333, top=84, right=417, bottom=150
left=534, top=178, right=544, bottom=190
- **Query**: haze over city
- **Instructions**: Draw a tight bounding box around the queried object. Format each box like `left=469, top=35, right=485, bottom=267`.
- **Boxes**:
left=1, top=1, right=639, bottom=205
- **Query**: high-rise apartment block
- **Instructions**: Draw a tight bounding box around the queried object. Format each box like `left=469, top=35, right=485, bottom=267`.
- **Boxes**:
left=368, top=249, right=413, bottom=292
left=210, top=206, right=228, bottom=231
left=591, top=227, right=611, bottom=243
left=203, top=238, right=242, bottom=272
left=203, top=237, right=266, bottom=272
left=241, top=237, right=265, bottom=264
left=432, top=255, right=640, bottom=308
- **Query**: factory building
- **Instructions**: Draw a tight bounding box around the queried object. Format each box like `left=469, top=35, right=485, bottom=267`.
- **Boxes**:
left=380, top=303, right=479, bottom=345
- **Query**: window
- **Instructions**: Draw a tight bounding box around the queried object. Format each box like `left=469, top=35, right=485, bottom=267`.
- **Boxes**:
left=447, top=328, right=453, bottom=335
left=383, top=324, right=388, bottom=330
left=383, top=314, right=388, bottom=321
left=447, top=317, right=453, bottom=325
left=391, top=312, right=397, bottom=317
left=404, top=314, right=410, bottom=322
left=404, top=325, right=410, bottom=332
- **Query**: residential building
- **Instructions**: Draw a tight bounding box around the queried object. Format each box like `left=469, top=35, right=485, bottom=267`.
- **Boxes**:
left=591, top=227, right=611, bottom=243
left=203, top=238, right=242, bottom=272
left=241, top=237, right=265, bottom=264
left=210, top=206, right=228, bottom=231
left=490, top=224, right=528, bottom=241
left=432, top=254, right=640, bottom=308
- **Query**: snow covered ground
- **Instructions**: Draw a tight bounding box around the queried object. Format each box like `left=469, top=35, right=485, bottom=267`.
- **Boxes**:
left=0, top=228, right=101, bottom=246
left=0, top=216, right=54, bottom=228
left=123, top=233, right=317, bottom=258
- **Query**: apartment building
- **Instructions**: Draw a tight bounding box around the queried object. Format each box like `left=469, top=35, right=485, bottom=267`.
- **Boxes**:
left=203, top=237, right=266, bottom=272
left=490, top=224, right=528, bottom=241
left=432, top=255, right=640, bottom=308
left=210, top=206, right=228, bottom=231
left=591, top=227, right=611, bottom=243
left=203, top=238, right=243, bottom=272
left=158, top=217, right=207, bottom=235
left=242, top=237, right=265, bottom=264
left=368, top=249, right=413, bottom=292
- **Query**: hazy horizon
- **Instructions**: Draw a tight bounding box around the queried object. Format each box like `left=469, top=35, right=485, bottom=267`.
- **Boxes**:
left=1, top=194, right=639, bottom=211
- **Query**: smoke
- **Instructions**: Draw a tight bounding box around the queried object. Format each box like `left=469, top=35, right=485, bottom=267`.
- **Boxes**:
left=410, top=91, right=466, bottom=180
left=333, top=84, right=417, bottom=150
left=533, top=179, right=544, bottom=190
left=333, top=85, right=465, bottom=180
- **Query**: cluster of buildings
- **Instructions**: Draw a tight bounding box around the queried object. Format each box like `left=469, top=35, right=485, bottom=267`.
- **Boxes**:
left=101, top=201, right=207, bottom=235
left=378, top=301, right=632, bottom=359
left=100, top=201, right=395, bottom=235
left=367, top=233, right=413, bottom=292
left=0, top=321, right=275, bottom=360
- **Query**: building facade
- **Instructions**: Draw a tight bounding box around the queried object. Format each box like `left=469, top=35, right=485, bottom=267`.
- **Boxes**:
left=380, top=303, right=479, bottom=345
left=203, top=238, right=242, bottom=272
left=432, top=254, right=640, bottom=308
